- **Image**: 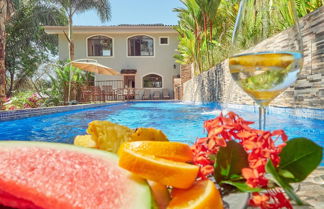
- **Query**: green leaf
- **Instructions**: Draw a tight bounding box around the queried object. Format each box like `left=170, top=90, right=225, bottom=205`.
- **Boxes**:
left=266, top=160, right=303, bottom=205
left=279, top=137, right=323, bottom=182
left=229, top=174, right=243, bottom=181
left=214, top=141, right=248, bottom=183
left=220, top=180, right=262, bottom=192
left=278, top=169, right=295, bottom=179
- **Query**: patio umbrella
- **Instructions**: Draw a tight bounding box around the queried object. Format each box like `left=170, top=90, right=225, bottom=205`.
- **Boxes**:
left=67, top=59, right=119, bottom=103
left=71, top=61, right=119, bottom=76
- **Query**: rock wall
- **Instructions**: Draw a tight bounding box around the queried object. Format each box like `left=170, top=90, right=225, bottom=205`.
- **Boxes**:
left=179, top=64, right=193, bottom=100
left=182, top=7, right=324, bottom=109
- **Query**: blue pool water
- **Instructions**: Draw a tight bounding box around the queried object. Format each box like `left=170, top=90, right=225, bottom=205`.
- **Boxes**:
left=0, top=102, right=323, bottom=163
left=0, top=102, right=324, bottom=146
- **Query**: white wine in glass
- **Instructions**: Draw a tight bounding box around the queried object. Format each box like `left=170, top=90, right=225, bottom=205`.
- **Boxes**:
left=229, top=0, right=304, bottom=130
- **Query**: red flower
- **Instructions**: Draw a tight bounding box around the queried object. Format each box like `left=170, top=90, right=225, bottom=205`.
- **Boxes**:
left=249, top=193, right=270, bottom=208
left=250, top=190, right=293, bottom=209
left=191, top=112, right=290, bottom=208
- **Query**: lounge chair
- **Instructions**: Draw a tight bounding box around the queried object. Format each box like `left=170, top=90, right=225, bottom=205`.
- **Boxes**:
left=125, top=88, right=135, bottom=100
left=142, top=89, right=151, bottom=100
left=152, top=91, right=161, bottom=100
left=102, top=85, right=115, bottom=101
left=134, top=89, right=141, bottom=100
left=115, top=88, right=126, bottom=101
left=90, top=86, right=104, bottom=102
left=162, top=88, right=170, bottom=100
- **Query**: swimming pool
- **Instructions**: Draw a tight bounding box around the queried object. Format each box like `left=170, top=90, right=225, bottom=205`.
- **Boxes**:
left=0, top=102, right=323, bottom=163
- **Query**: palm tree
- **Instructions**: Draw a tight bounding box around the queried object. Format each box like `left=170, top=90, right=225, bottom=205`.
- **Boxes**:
left=174, top=0, right=323, bottom=75
left=48, top=0, right=111, bottom=60
left=174, top=0, right=203, bottom=74
left=174, top=0, right=222, bottom=74
left=0, top=0, right=16, bottom=109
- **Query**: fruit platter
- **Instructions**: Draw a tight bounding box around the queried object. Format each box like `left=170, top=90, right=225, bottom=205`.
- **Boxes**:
left=0, top=112, right=322, bottom=209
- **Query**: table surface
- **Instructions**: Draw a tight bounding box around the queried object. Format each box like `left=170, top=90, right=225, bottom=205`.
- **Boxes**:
left=247, top=167, right=324, bottom=209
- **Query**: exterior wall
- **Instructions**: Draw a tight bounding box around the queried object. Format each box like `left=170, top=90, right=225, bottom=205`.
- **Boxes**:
left=58, top=32, right=180, bottom=98
left=183, top=7, right=324, bottom=109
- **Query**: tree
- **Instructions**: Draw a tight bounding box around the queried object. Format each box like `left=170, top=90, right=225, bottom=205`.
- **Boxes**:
left=0, top=0, right=16, bottom=109
left=174, top=0, right=323, bottom=75
left=5, top=0, right=67, bottom=96
left=48, top=0, right=111, bottom=60
left=174, top=0, right=222, bottom=74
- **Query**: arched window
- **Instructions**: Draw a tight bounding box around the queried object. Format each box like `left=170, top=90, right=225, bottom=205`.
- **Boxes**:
left=128, top=35, right=154, bottom=56
left=143, top=74, right=162, bottom=88
left=88, top=36, right=113, bottom=56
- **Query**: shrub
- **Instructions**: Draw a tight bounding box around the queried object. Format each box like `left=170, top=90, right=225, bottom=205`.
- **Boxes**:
left=4, top=91, right=43, bottom=110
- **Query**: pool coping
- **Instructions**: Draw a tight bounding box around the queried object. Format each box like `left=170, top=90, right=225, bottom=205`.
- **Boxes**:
left=1, top=100, right=323, bottom=121
left=0, top=102, right=124, bottom=121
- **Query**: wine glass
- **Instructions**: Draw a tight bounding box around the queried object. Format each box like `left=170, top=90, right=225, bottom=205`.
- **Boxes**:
left=229, top=0, right=303, bottom=130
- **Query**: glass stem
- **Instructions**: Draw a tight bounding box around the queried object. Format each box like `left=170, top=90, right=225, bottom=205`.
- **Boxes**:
left=259, top=106, right=266, bottom=130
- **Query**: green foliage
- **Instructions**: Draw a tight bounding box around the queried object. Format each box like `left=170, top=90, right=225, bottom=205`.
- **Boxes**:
left=5, top=0, right=67, bottom=96
left=214, top=140, right=248, bottom=183
left=266, top=159, right=303, bottom=205
left=220, top=180, right=262, bottom=192
left=279, top=137, right=323, bottom=182
left=174, top=0, right=222, bottom=74
left=5, top=91, right=42, bottom=110
left=266, top=137, right=322, bottom=205
left=48, top=0, right=111, bottom=22
left=40, top=60, right=89, bottom=106
left=174, top=0, right=323, bottom=74
left=213, top=140, right=262, bottom=192
left=55, top=62, right=88, bottom=85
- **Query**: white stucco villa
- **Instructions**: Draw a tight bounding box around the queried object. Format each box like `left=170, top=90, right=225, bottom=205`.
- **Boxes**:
left=44, top=24, right=179, bottom=100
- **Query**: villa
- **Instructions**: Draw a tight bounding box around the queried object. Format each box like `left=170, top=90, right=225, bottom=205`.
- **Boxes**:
left=44, top=24, right=180, bottom=100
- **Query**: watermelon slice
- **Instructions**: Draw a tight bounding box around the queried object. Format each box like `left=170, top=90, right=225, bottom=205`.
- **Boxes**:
left=0, top=141, right=152, bottom=209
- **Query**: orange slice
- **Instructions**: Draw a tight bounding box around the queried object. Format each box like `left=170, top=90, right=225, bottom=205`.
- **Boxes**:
left=167, top=180, right=223, bottom=209
left=118, top=142, right=199, bottom=189
left=119, top=141, right=193, bottom=162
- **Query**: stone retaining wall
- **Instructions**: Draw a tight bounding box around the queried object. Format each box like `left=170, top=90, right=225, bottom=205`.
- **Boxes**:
left=183, top=7, right=324, bottom=109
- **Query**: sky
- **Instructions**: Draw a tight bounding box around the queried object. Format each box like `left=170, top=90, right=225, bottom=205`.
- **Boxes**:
left=73, top=0, right=183, bottom=26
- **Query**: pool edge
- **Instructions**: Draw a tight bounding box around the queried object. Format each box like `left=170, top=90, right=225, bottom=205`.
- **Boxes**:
left=0, top=102, right=124, bottom=121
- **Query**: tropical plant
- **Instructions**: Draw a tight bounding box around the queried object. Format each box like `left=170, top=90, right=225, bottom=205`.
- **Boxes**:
left=174, top=0, right=323, bottom=74
left=4, top=91, right=43, bottom=110
left=174, top=0, right=235, bottom=74
left=39, top=61, right=89, bottom=106
left=48, top=0, right=111, bottom=60
left=174, top=0, right=222, bottom=74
